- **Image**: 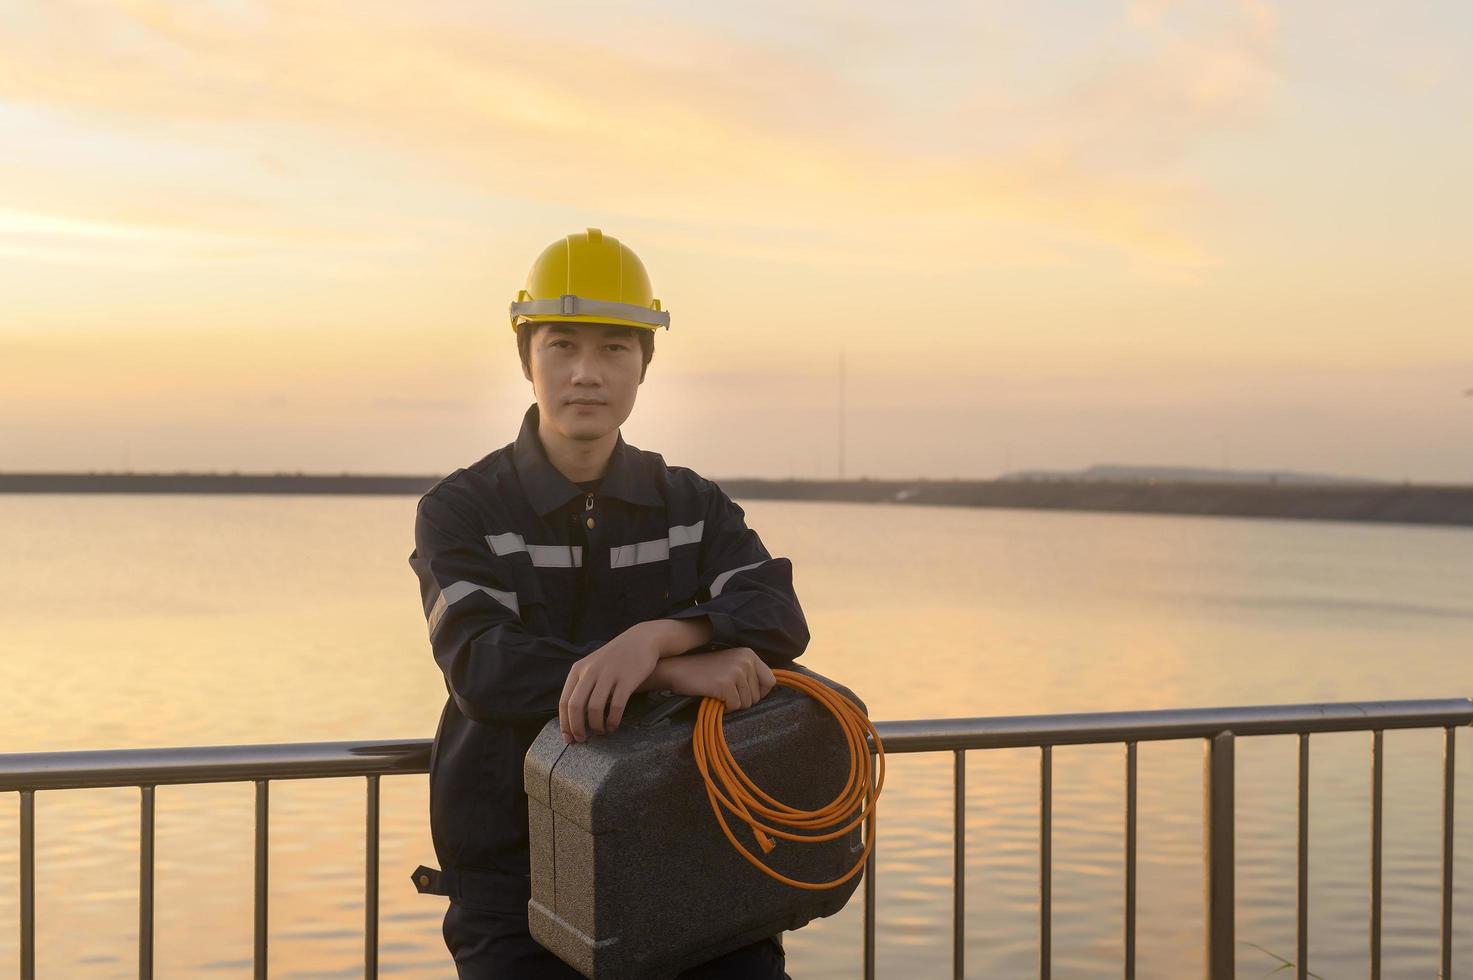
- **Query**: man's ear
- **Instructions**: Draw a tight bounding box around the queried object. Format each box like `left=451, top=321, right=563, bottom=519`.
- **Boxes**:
left=517, top=322, right=536, bottom=384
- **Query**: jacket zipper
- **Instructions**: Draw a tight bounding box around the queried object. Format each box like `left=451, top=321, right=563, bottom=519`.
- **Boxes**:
left=571, top=493, right=594, bottom=641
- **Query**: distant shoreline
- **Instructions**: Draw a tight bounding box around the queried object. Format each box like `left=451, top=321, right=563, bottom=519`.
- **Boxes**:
left=3, top=472, right=1471, bottom=528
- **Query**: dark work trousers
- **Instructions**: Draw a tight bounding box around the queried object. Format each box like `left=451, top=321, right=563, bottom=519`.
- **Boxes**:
left=443, top=902, right=790, bottom=979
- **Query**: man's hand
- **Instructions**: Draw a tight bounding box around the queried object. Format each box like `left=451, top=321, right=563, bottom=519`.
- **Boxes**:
left=649, top=648, right=777, bottom=713
left=559, top=619, right=714, bottom=743
left=560, top=625, right=658, bottom=744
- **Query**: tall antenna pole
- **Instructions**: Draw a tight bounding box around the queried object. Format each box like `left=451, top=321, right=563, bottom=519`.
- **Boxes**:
left=838, top=349, right=846, bottom=480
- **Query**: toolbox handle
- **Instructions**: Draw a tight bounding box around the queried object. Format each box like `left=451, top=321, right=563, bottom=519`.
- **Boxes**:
left=637, top=691, right=701, bottom=727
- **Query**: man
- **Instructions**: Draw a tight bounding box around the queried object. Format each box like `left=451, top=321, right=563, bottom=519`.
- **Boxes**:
left=408, top=228, right=808, bottom=978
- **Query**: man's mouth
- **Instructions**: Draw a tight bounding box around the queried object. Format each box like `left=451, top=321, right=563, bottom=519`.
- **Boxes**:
left=567, top=398, right=606, bottom=406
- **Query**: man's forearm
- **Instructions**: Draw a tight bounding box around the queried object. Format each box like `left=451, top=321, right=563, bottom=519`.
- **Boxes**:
left=636, top=656, right=680, bottom=693
left=648, top=616, right=714, bottom=658
left=631, top=618, right=713, bottom=694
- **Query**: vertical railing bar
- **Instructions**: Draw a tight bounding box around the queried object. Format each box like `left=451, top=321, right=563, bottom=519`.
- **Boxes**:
left=1296, top=734, right=1308, bottom=980
left=1125, top=741, right=1137, bottom=980
left=863, top=748, right=876, bottom=980
left=365, top=775, right=380, bottom=980
left=1205, top=731, right=1235, bottom=980
left=953, top=749, right=965, bottom=980
left=255, top=779, right=269, bottom=980
left=1041, top=744, right=1052, bottom=980
left=1370, top=729, right=1383, bottom=980
left=20, top=789, right=36, bottom=980
left=1440, top=726, right=1454, bottom=980
left=140, top=785, right=155, bottom=980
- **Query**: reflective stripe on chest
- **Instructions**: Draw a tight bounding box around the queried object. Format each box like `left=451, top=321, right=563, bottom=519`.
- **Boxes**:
left=486, top=521, right=704, bottom=570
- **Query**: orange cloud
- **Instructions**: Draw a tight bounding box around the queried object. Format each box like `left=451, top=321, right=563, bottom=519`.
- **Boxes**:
left=0, top=0, right=1279, bottom=278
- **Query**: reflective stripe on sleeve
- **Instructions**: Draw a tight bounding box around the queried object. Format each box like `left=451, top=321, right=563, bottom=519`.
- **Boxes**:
left=609, top=521, right=704, bottom=569
left=427, top=580, right=519, bottom=635
left=710, top=560, right=766, bottom=597
left=485, top=531, right=526, bottom=556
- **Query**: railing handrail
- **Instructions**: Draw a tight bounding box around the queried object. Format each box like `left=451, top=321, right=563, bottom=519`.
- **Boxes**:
left=0, top=738, right=432, bottom=792
left=3, top=697, right=1469, bottom=791
left=4, top=695, right=1468, bottom=980
left=873, top=696, right=1473, bottom=752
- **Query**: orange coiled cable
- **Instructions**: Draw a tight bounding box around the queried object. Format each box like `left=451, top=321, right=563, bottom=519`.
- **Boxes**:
left=690, top=668, right=885, bottom=890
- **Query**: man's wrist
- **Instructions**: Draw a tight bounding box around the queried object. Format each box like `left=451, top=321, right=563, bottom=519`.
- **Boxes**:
left=649, top=616, right=714, bottom=658
left=637, top=656, right=680, bottom=692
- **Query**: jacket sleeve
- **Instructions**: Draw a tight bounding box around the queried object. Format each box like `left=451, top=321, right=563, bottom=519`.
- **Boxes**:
left=408, top=491, right=600, bottom=725
left=665, top=483, right=810, bottom=665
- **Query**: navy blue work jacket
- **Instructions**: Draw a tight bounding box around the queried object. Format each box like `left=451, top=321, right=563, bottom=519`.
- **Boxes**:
left=408, top=405, right=809, bottom=906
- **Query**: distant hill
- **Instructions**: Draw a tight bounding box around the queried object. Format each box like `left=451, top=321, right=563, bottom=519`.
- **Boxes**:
left=3, top=470, right=1469, bottom=528
left=1000, top=464, right=1384, bottom=486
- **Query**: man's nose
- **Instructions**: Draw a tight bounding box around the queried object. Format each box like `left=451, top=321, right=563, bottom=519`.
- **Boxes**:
left=570, top=352, right=602, bottom=385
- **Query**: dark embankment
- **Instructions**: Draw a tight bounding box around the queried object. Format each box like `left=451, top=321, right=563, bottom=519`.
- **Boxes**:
left=717, top=479, right=1473, bottom=528
left=0, top=472, right=439, bottom=495
left=2, top=473, right=1470, bottom=528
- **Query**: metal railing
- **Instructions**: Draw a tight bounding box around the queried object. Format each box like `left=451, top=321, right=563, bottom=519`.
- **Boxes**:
left=3, top=698, right=1469, bottom=980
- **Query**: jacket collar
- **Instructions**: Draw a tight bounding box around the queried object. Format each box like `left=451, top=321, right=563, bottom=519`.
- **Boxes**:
left=513, top=404, right=663, bottom=516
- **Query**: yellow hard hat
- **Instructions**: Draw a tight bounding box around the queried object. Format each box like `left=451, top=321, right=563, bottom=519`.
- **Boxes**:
left=509, top=228, right=669, bottom=332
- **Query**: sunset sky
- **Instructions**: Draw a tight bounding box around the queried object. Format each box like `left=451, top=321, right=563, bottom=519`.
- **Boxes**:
left=3, top=0, right=1471, bottom=481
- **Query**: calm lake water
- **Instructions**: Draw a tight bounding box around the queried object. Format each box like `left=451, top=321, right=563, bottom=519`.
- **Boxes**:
left=1, top=496, right=1470, bottom=978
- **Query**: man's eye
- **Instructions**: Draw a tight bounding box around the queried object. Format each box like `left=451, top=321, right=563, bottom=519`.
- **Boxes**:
left=604, top=343, right=628, bottom=352
left=550, top=340, right=573, bottom=350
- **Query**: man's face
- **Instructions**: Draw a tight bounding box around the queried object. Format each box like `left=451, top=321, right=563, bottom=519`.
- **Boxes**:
left=526, top=323, right=644, bottom=442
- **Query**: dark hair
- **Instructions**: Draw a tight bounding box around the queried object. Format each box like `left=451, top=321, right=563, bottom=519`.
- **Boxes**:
left=516, top=322, right=656, bottom=381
